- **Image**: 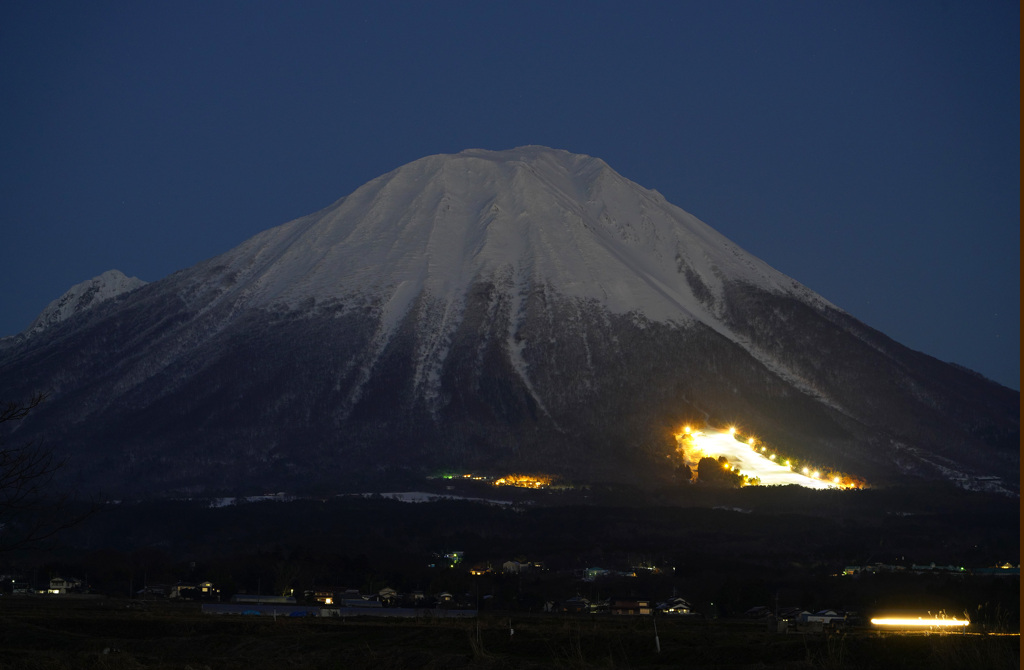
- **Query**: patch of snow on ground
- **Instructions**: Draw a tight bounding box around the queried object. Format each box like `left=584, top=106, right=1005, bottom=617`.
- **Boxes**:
left=365, top=492, right=514, bottom=505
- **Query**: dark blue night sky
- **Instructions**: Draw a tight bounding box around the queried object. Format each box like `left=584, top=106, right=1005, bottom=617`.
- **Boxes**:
left=1, top=1, right=1018, bottom=389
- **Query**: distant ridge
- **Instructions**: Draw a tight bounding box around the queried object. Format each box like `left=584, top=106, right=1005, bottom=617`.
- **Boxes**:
left=22, top=269, right=146, bottom=337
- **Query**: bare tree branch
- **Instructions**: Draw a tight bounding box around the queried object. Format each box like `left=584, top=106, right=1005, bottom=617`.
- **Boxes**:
left=0, top=391, right=47, bottom=423
left=0, top=392, right=97, bottom=552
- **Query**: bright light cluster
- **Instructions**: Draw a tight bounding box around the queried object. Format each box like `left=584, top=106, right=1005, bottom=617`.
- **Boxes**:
left=493, top=474, right=552, bottom=489
left=673, top=426, right=854, bottom=489
left=870, top=617, right=969, bottom=628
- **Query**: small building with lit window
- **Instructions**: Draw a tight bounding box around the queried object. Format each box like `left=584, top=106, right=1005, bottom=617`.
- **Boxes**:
left=48, top=577, right=83, bottom=594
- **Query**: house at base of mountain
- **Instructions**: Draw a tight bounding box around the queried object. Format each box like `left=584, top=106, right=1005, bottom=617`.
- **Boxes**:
left=48, top=577, right=84, bottom=594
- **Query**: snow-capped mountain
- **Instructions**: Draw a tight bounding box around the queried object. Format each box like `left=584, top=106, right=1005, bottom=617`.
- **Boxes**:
left=20, top=269, right=147, bottom=337
left=0, top=147, right=1017, bottom=497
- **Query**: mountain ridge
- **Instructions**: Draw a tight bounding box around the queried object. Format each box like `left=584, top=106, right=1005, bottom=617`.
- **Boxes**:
left=9, top=269, right=147, bottom=339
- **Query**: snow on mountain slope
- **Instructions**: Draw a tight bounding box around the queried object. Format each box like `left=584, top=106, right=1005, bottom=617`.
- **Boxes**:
left=194, top=146, right=829, bottom=324
left=175, top=147, right=836, bottom=405
left=23, top=269, right=147, bottom=336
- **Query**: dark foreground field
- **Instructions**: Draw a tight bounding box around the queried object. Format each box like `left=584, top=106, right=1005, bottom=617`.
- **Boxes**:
left=0, top=597, right=1017, bottom=670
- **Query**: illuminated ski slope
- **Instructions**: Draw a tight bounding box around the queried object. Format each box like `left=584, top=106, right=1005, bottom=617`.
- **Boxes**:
left=679, top=427, right=838, bottom=489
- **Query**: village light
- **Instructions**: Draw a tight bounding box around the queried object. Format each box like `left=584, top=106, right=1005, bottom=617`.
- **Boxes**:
left=728, top=426, right=736, bottom=434
left=802, top=467, right=810, bottom=475
left=769, top=454, right=776, bottom=460
left=812, top=471, right=820, bottom=478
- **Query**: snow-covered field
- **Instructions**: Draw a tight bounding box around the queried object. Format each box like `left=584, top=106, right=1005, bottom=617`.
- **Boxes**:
left=368, top=492, right=515, bottom=505
left=682, top=428, right=837, bottom=489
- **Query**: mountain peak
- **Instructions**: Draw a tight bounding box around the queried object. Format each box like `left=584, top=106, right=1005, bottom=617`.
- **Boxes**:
left=24, top=269, right=146, bottom=336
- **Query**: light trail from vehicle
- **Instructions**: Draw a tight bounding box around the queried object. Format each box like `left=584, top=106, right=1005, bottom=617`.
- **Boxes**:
left=870, top=617, right=969, bottom=628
